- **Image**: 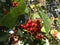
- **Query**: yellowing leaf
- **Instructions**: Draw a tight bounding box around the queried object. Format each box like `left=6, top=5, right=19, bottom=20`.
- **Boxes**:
left=36, top=3, right=42, bottom=7
left=32, top=12, right=40, bottom=19
left=41, top=26, right=46, bottom=33
left=30, top=4, right=35, bottom=9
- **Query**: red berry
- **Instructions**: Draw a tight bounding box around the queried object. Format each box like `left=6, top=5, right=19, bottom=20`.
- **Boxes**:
left=34, top=19, right=39, bottom=23
left=12, top=2, right=18, bottom=7
left=35, top=35, right=39, bottom=39
left=24, top=25, right=27, bottom=29
left=31, top=23, right=38, bottom=27
left=20, top=24, right=25, bottom=29
left=39, top=34, right=44, bottom=38
left=37, top=24, right=41, bottom=29
left=34, top=23, right=38, bottom=27
left=27, top=28, right=30, bottom=31
left=27, top=19, right=32, bottom=24
left=34, top=30, right=37, bottom=33
left=33, top=28, right=38, bottom=33
left=26, top=23, right=31, bottom=28
left=29, top=27, right=33, bottom=32
left=31, top=23, right=35, bottom=27
left=35, top=33, right=44, bottom=40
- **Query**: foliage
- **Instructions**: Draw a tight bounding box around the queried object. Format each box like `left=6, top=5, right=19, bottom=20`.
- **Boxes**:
left=38, top=10, right=50, bottom=33
left=0, top=0, right=60, bottom=45
left=0, top=0, right=26, bottom=28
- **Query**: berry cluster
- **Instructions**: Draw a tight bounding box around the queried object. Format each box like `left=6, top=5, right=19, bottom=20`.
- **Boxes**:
left=35, top=33, right=44, bottom=40
left=12, top=2, right=18, bottom=7
left=19, top=19, right=41, bottom=33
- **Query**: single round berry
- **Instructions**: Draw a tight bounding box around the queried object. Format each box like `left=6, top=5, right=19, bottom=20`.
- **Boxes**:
left=26, top=23, right=31, bottom=28
left=20, top=24, right=25, bottom=29
left=34, top=23, right=38, bottom=27
left=34, top=19, right=39, bottom=23
left=40, top=34, right=44, bottom=38
left=27, top=19, right=32, bottom=24
left=37, top=24, right=41, bottom=29
left=24, top=25, right=27, bottom=29
left=31, top=23, right=35, bottom=27
left=29, top=27, right=33, bottom=32
left=33, top=28, right=38, bottom=33
left=12, top=2, right=18, bottom=7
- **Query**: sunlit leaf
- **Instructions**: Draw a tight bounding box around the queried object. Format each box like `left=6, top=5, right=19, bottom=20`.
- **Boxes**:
left=41, top=26, right=46, bottom=33
left=39, top=10, right=50, bottom=33
left=32, top=12, right=40, bottom=19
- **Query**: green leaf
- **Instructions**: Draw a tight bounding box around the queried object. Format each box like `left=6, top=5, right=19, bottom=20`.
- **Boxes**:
left=38, top=10, right=50, bottom=33
left=26, top=43, right=29, bottom=45
left=0, top=0, right=26, bottom=28
left=14, top=0, right=17, bottom=1
left=0, top=32, right=9, bottom=42
left=25, top=7, right=29, bottom=13
left=17, top=29, right=23, bottom=37
left=41, top=26, right=46, bottom=33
